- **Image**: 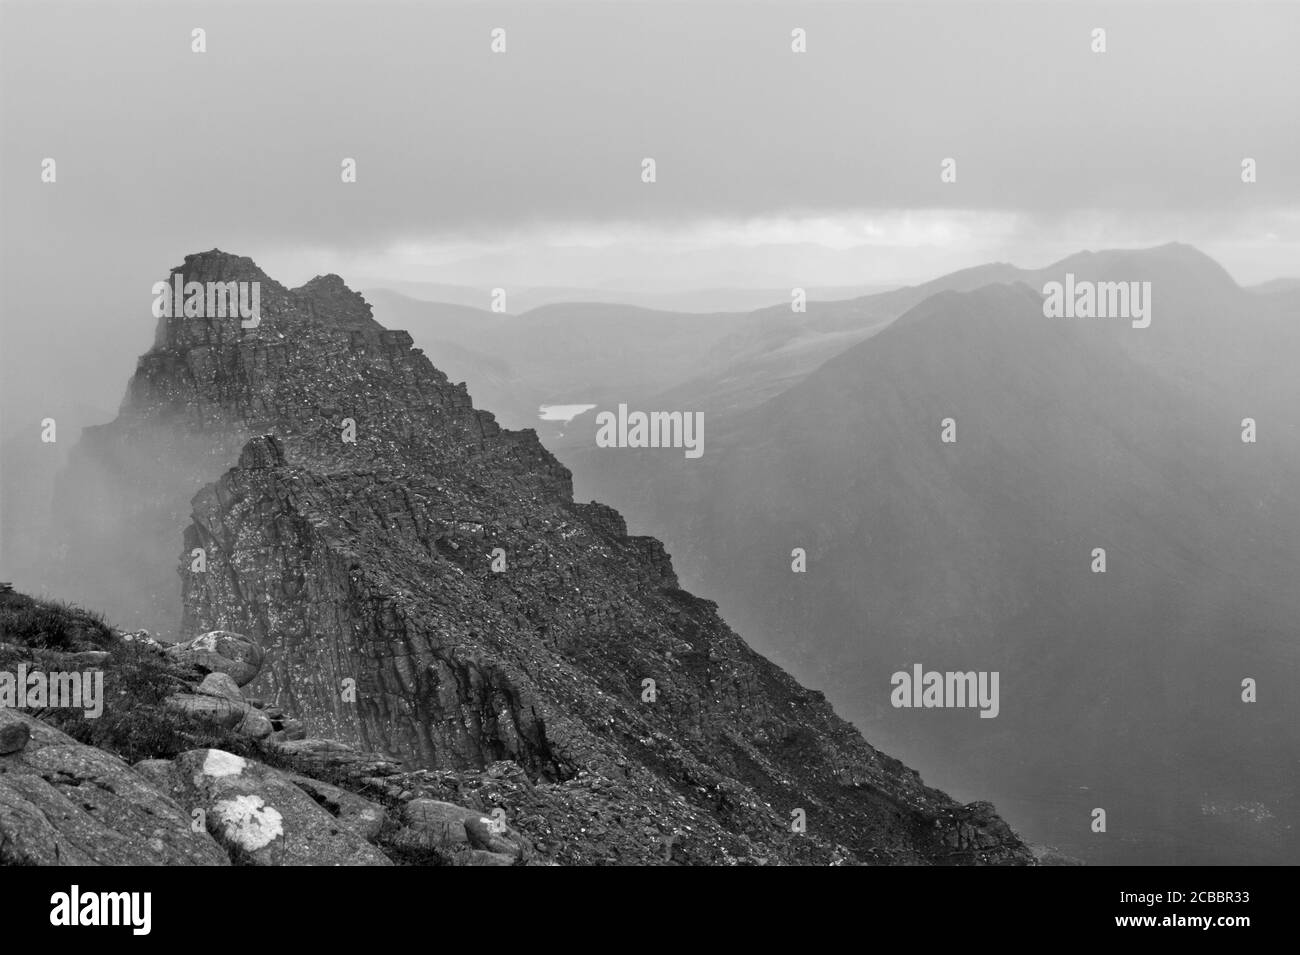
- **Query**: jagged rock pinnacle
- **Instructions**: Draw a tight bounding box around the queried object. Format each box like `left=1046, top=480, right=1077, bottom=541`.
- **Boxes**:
left=238, top=435, right=286, bottom=469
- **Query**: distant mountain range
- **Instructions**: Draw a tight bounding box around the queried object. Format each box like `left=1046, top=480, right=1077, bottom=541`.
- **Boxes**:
left=365, top=244, right=1300, bottom=864
left=550, top=245, right=1300, bottom=864
left=360, top=265, right=1008, bottom=440
left=363, top=281, right=895, bottom=315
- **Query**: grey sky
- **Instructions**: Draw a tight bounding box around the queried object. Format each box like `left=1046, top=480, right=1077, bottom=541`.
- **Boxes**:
left=2, top=0, right=1298, bottom=437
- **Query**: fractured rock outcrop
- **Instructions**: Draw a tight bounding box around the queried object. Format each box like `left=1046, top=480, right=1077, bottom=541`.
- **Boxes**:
left=165, top=630, right=265, bottom=687
left=133, top=749, right=391, bottom=866
left=0, top=710, right=229, bottom=866
left=394, top=798, right=530, bottom=863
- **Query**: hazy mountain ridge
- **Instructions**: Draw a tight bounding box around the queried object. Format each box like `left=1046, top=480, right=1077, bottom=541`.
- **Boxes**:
left=364, top=280, right=896, bottom=315
left=362, top=259, right=1038, bottom=438
left=556, top=245, right=1300, bottom=864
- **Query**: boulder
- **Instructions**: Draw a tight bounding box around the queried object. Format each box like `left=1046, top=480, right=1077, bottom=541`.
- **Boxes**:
left=166, top=693, right=243, bottom=729
left=165, top=693, right=274, bottom=739
left=61, top=650, right=111, bottom=666
left=941, top=801, right=1024, bottom=854
left=139, top=749, right=392, bottom=866
left=395, top=798, right=530, bottom=861
left=196, top=672, right=244, bottom=703
left=137, top=755, right=386, bottom=843
left=271, top=737, right=403, bottom=776
left=233, top=708, right=274, bottom=740
left=132, top=758, right=177, bottom=791
left=165, top=630, right=264, bottom=686
left=399, top=799, right=472, bottom=849
left=0, top=710, right=229, bottom=866
left=117, top=629, right=166, bottom=651
left=0, top=721, right=32, bottom=755
left=280, top=772, right=387, bottom=841
left=269, top=718, right=307, bottom=743
left=464, top=810, right=527, bottom=857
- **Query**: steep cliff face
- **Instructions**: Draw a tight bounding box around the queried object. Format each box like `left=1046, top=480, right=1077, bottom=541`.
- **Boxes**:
left=64, top=250, right=1031, bottom=864
left=52, top=251, right=568, bottom=632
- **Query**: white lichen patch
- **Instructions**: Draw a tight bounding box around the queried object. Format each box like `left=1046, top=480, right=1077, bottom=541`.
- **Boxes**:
left=192, top=632, right=221, bottom=652
left=213, top=795, right=284, bottom=851
left=200, top=749, right=247, bottom=779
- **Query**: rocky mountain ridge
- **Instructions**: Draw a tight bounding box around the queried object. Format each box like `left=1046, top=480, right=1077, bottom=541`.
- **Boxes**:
left=27, top=250, right=1034, bottom=864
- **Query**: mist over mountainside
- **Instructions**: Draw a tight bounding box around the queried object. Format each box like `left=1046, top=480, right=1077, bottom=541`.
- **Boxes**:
left=553, top=244, right=1300, bottom=864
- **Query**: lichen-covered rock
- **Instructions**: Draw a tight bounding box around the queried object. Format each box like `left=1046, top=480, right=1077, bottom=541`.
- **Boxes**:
left=279, top=772, right=387, bottom=842
left=233, top=708, right=273, bottom=740
left=396, top=799, right=473, bottom=851
left=464, top=849, right=515, bottom=866
left=165, top=694, right=243, bottom=729
left=61, top=650, right=111, bottom=666
left=391, top=798, right=528, bottom=863
left=269, top=738, right=404, bottom=776
left=165, top=630, right=264, bottom=686
left=164, top=693, right=272, bottom=739
left=0, top=711, right=229, bottom=866
left=118, top=630, right=167, bottom=651
left=196, top=671, right=244, bottom=703
left=138, top=749, right=392, bottom=866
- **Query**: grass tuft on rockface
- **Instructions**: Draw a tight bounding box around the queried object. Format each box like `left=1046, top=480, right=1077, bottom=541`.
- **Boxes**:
left=0, top=588, right=115, bottom=651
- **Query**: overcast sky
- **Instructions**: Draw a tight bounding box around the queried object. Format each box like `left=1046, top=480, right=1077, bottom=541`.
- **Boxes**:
left=2, top=0, right=1298, bottom=436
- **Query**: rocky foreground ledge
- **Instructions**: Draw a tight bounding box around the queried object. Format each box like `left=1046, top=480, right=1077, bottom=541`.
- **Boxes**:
left=0, top=594, right=540, bottom=865
left=0, top=586, right=1033, bottom=865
